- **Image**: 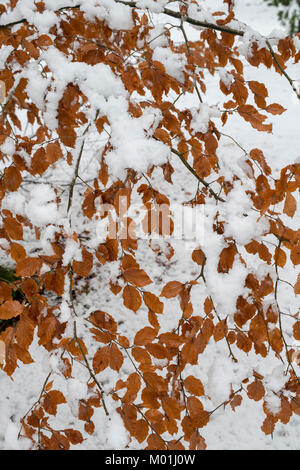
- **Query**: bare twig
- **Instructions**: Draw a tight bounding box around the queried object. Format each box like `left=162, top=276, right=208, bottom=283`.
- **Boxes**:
left=266, top=40, right=300, bottom=101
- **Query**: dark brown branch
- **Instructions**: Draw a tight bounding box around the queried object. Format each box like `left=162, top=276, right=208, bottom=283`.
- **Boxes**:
left=0, top=1, right=244, bottom=36
left=266, top=40, right=300, bottom=100
left=115, top=1, right=244, bottom=36
left=170, top=147, right=225, bottom=202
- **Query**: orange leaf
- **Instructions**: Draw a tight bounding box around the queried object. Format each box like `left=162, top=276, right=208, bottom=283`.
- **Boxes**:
left=4, top=217, right=23, bottom=240
left=134, top=327, right=157, bottom=346
left=146, top=433, right=166, bottom=450
left=213, top=319, right=228, bottom=342
left=93, top=346, right=110, bottom=374
left=294, top=274, right=300, bottom=296
left=192, top=248, right=205, bottom=265
left=38, top=313, right=57, bottom=345
left=283, top=192, right=297, bottom=218
left=261, top=414, right=276, bottom=435
left=168, top=440, right=185, bottom=450
left=45, top=141, right=63, bottom=164
left=161, top=396, right=181, bottom=419
left=238, top=105, right=272, bottom=133
left=230, top=394, right=242, bottom=411
left=134, top=419, right=149, bottom=443
left=64, top=429, right=83, bottom=445
left=265, top=103, right=286, bottom=115
left=43, top=390, right=66, bottom=416
left=160, top=281, right=183, bottom=298
left=247, top=379, right=265, bottom=401
left=122, top=285, right=141, bottom=313
left=3, top=166, right=22, bottom=191
left=0, top=300, right=24, bottom=320
left=123, top=267, right=152, bottom=287
left=143, top=292, right=163, bottom=313
left=89, top=310, right=117, bottom=333
left=109, top=343, right=123, bottom=371
left=217, top=243, right=237, bottom=273
left=184, top=376, right=205, bottom=396
left=72, top=248, right=93, bottom=277
left=293, top=321, right=300, bottom=340
left=16, top=257, right=42, bottom=277
left=10, top=243, right=26, bottom=262
left=274, top=247, right=287, bottom=268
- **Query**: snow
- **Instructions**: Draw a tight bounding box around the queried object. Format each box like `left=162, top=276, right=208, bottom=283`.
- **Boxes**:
left=136, top=0, right=169, bottom=14
left=82, top=0, right=134, bottom=30
left=105, top=98, right=170, bottom=177
left=190, top=103, right=220, bottom=134
left=147, top=24, right=169, bottom=49
left=152, top=47, right=187, bottom=83
left=105, top=412, right=130, bottom=449
left=25, top=185, right=60, bottom=227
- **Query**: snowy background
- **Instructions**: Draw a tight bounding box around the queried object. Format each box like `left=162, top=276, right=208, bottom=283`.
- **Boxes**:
left=0, top=0, right=299, bottom=450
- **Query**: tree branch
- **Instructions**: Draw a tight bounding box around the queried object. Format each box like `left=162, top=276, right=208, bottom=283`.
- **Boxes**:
left=170, top=147, right=225, bottom=202
left=266, top=39, right=300, bottom=100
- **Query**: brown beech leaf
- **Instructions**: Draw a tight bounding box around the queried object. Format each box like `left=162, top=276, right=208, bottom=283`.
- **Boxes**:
left=274, top=247, right=287, bottom=268
left=0, top=282, right=12, bottom=303
left=293, top=321, right=300, bottom=340
left=122, top=285, right=142, bottom=313
left=143, top=292, right=164, bottom=313
left=294, top=275, right=300, bottom=296
left=38, top=313, right=57, bottom=345
left=283, top=192, right=297, bottom=218
left=72, top=248, right=93, bottom=277
left=3, top=217, right=23, bottom=240
left=109, top=343, right=123, bottom=371
left=265, top=103, right=286, bottom=115
left=237, top=105, right=272, bottom=133
left=0, top=300, right=24, bottom=320
left=78, top=401, right=94, bottom=422
left=160, top=281, right=183, bottom=298
left=134, top=419, right=149, bottom=443
left=213, top=319, right=228, bottom=342
left=93, top=346, right=110, bottom=374
left=192, top=248, right=205, bottom=265
left=217, top=243, right=237, bottom=273
left=89, top=310, right=117, bottom=333
left=45, top=141, right=63, bottom=163
left=247, top=379, right=265, bottom=401
left=161, top=396, right=181, bottom=420
left=146, top=433, right=166, bottom=450
left=189, top=431, right=207, bottom=450
left=43, top=390, right=66, bottom=416
left=261, top=414, right=276, bottom=435
left=230, top=394, right=242, bottom=411
left=248, top=80, right=268, bottom=108
left=3, top=166, right=22, bottom=191
left=123, top=267, right=152, bottom=287
left=10, top=243, right=26, bottom=262
left=16, top=257, right=42, bottom=277
left=134, top=327, right=157, bottom=346
left=63, top=429, right=83, bottom=445
left=184, top=376, right=205, bottom=396
left=145, top=343, right=167, bottom=359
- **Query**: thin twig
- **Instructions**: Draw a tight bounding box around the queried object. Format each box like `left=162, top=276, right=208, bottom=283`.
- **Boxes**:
left=73, top=321, right=109, bottom=415
left=266, top=40, right=300, bottom=101
left=170, top=147, right=225, bottom=202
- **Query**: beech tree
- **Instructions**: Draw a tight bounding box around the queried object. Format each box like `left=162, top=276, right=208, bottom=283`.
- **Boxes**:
left=0, top=0, right=299, bottom=450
